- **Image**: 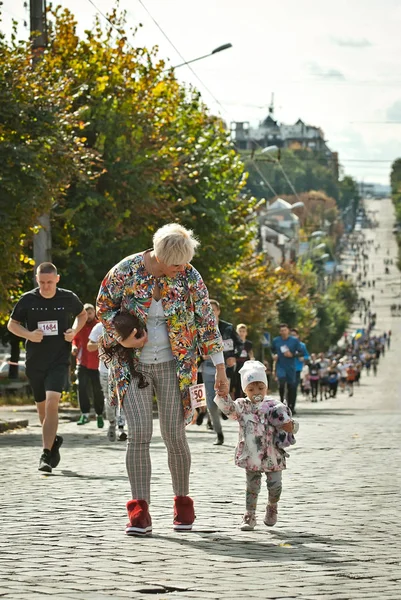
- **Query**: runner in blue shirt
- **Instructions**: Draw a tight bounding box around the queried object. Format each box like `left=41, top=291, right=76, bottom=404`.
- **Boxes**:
left=291, top=328, right=310, bottom=412
left=272, top=324, right=303, bottom=414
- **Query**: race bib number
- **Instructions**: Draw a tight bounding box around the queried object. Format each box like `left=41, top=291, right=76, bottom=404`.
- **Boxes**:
left=189, top=383, right=207, bottom=409
left=223, top=339, right=234, bottom=352
left=280, top=345, right=289, bottom=353
left=38, top=320, right=59, bottom=336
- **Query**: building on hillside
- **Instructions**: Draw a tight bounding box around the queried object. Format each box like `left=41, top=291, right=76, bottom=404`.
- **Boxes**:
left=231, top=114, right=334, bottom=162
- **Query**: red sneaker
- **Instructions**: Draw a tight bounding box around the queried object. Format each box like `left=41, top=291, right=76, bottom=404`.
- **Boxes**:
left=173, top=495, right=195, bottom=531
left=126, top=499, right=152, bottom=536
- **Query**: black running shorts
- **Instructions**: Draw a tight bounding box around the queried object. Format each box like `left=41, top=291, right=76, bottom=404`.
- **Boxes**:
left=26, top=364, right=69, bottom=403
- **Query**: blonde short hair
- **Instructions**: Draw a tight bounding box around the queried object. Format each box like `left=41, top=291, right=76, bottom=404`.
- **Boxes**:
left=236, top=323, right=247, bottom=333
left=153, top=223, right=199, bottom=266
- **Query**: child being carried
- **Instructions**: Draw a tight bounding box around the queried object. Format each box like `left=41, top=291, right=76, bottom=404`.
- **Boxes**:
left=102, top=311, right=149, bottom=389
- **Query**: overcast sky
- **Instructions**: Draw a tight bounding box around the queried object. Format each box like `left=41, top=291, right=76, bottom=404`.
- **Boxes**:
left=2, top=0, right=401, bottom=186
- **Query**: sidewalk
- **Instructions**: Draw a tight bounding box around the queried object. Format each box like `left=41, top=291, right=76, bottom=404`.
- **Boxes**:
left=0, top=199, right=400, bottom=600
left=0, top=403, right=80, bottom=433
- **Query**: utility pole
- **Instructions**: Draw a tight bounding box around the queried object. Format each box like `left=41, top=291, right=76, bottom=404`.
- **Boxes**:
left=30, top=0, right=51, bottom=278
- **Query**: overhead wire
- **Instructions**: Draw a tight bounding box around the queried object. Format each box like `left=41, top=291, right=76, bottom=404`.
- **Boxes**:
left=82, top=0, right=337, bottom=200
left=136, top=0, right=226, bottom=112
left=134, top=0, right=283, bottom=199
left=85, top=0, right=126, bottom=38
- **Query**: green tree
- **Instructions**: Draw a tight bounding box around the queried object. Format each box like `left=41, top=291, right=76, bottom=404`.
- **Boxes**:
left=36, top=7, right=253, bottom=302
left=0, top=17, right=96, bottom=315
left=243, top=148, right=339, bottom=202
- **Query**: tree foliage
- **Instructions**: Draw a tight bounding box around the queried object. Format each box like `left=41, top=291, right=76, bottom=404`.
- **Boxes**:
left=0, top=19, right=96, bottom=313
left=35, top=7, right=253, bottom=302
left=243, top=148, right=340, bottom=202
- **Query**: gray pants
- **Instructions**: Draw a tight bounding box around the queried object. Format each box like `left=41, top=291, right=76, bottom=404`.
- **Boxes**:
left=202, top=362, right=222, bottom=435
left=246, top=470, right=282, bottom=512
left=123, top=360, right=191, bottom=503
left=99, top=371, right=117, bottom=423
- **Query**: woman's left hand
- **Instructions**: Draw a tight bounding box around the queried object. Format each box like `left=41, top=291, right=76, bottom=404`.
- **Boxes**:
left=119, top=329, right=148, bottom=349
left=214, top=366, right=229, bottom=396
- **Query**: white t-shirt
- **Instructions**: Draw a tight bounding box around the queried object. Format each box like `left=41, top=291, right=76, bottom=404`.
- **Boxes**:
left=88, top=322, right=108, bottom=374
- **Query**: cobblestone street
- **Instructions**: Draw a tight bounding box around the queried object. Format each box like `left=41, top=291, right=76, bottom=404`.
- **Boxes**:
left=1, top=198, right=400, bottom=600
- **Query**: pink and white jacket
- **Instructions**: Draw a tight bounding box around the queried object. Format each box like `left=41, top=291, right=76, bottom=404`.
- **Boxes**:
left=214, top=394, right=297, bottom=472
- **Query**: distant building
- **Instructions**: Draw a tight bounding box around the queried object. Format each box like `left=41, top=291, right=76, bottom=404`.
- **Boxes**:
left=280, top=119, right=328, bottom=153
left=231, top=115, right=333, bottom=159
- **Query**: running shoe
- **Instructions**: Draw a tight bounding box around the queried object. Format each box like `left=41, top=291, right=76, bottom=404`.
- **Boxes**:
left=196, top=410, right=205, bottom=426
left=97, top=415, right=104, bottom=428
left=38, top=450, right=52, bottom=474
left=49, top=435, right=63, bottom=468
left=118, top=429, right=127, bottom=442
left=107, top=423, right=116, bottom=442
left=213, top=432, right=224, bottom=445
left=77, top=414, right=89, bottom=425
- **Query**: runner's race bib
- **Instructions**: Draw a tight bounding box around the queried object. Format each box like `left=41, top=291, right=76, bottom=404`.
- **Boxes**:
left=280, top=345, right=289, bottom=353
left=38, top=320, right=59, bottom=336
left=223, top=339, right=234, bottom=352
left=189, top=383, right=207, bottom=409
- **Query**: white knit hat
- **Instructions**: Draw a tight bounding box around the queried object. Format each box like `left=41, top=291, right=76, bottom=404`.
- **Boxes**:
left=239, top=360, right=267, bottom=390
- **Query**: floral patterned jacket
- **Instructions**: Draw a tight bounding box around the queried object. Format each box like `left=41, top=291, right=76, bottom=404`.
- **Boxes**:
left=96, top=252, right=223, bottom=424
left=214, top=394, right=297, bottom=472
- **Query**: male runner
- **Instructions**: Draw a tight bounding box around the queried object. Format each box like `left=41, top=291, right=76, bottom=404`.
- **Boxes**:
left=7, top=262, right=87, bottom=473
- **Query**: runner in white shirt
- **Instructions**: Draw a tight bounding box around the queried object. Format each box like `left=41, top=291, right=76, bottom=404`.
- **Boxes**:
left=87, top=322, right=127, bottom=441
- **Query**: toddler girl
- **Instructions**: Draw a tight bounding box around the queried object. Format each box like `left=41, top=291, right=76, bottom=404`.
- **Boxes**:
left=215, top=360, right=298, bottom=531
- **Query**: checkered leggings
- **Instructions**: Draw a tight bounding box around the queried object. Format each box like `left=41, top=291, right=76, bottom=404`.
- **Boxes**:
left=123, top=360, right=191, bottom=503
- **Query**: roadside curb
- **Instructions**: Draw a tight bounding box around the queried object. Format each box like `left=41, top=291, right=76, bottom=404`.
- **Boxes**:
left=0, top=419, right=29, bottom=433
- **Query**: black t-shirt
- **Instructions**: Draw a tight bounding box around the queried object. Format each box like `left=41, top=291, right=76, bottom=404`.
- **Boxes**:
left=10, top=287, right=84, bottom=370
left=308, top=362, right=321, bottom=378
left=236, top=340, right=253, bottom=366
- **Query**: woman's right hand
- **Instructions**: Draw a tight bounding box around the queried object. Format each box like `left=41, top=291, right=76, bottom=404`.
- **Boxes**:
left=119, top=329, right=148, bottom=349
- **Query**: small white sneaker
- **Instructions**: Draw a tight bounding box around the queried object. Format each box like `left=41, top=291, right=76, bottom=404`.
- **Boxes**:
left=240, top=512, right=256, bottom=531
left=107, top=423, right=116, bottom=442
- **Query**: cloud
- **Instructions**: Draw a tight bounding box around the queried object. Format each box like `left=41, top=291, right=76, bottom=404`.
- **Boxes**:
left=331, top=37, right=372, bottom=48
left=386, top=100, right=401, bottom=122
left=308, top=62, right=346, bottom=80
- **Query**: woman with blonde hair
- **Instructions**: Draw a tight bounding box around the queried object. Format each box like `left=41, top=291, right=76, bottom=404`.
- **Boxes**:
left=97, top=223, right=228, bottom=536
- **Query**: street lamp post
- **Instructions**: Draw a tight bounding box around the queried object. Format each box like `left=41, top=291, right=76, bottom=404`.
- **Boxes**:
left=166, top=43, right=232, bottom=70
